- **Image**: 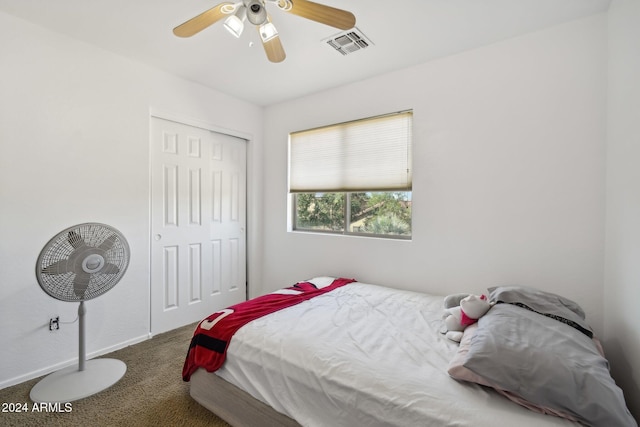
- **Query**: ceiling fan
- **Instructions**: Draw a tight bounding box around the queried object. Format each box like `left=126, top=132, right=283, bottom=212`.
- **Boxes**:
left=173, top=0, right=356, bottom=63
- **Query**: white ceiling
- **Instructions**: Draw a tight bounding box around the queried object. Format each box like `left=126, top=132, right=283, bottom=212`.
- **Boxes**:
left=0, top=0, right=611, bottom=106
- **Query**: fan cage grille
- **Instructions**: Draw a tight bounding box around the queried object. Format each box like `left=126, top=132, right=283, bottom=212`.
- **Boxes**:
left=36, top=223, right=130, bottom=302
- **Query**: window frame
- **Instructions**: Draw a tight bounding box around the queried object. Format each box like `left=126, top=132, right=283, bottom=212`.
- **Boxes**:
left=289, top=110, right=413, bottom=240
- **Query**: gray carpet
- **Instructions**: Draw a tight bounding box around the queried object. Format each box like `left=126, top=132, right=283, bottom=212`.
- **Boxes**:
left=0, top=323, right=230, bottom=427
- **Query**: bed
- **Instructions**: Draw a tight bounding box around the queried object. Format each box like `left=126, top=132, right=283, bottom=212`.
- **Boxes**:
left=183, top=277, right=637, bottom=427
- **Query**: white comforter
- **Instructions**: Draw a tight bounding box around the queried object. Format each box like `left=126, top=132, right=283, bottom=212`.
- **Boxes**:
left=215, top=278, right=577, bottom=427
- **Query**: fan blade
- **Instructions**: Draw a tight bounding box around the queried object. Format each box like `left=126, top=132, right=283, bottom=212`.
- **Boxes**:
left=101, top=263, right=121, bottom=274
left=262, top=34, right=286, bottom=63
left=73, top=272, right=91, bottom=298
left=286, top=0, right=355, bottom=30
left=42, top=259, right=71, bottom=275
left=68, top=231, right=85, bottom=249
left=98, top=234, right=117, bottom=251
left=173, top=3, right=235, bottom=37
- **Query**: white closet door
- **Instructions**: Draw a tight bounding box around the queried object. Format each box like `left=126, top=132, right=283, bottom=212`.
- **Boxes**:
left=150, top=117, right=246, bottom=335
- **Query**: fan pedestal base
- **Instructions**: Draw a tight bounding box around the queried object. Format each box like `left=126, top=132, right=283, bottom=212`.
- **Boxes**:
left=30, top=358, right=126, bottom=403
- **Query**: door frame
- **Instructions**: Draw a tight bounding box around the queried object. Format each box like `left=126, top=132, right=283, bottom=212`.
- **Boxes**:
left=148, top=109, right=253, bottom=336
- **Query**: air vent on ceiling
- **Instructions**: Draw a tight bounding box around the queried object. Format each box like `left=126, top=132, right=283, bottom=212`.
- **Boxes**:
left=324, top=27, right=373, bottom=56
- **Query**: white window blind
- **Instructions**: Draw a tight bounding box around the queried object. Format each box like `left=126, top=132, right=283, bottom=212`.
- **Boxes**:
left=289, top=111, right=412, bottom=193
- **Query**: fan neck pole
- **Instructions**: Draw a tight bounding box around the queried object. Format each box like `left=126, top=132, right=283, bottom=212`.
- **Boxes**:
left=78, top=301, right=86, bottom=371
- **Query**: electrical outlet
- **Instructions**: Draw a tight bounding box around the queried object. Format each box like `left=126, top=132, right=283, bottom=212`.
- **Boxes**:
left=49, top=316, right=59, bottom=331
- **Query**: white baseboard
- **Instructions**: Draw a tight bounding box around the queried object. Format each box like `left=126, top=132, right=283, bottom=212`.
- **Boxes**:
left=0, top=333, right=151, bottom=390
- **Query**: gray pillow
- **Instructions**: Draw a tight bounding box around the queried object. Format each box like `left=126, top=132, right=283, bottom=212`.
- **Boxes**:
left=488, top=284, right=587, bottom=320
left=488, top=285, right=593, bottom=338
left=463, top=287, right=637, bottom=427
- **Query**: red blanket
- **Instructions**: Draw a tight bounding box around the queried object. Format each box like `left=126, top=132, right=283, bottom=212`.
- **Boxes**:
left=182, top=277, right=355, bottom=381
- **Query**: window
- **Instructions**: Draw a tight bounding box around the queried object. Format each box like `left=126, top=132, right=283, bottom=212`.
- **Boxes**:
left=289, top=111, right=412, bottom=239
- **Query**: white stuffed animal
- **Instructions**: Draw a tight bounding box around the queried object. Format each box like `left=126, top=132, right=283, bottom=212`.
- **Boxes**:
left=442, top=293, right=492, bottom=342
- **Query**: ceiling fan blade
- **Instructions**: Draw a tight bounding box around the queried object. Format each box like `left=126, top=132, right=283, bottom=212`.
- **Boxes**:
left=286, top=0, right=355, bottom=30
left=173, top=2, right=235, bottom=37
left=262, top=34, right=286, bottom=63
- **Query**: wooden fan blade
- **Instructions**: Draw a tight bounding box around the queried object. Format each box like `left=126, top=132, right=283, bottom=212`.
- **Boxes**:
left=287, top=0, right=355, bottom=30
left=262, top=34, right=286, bottom=63
left=173, top=2, right=234, bottom=37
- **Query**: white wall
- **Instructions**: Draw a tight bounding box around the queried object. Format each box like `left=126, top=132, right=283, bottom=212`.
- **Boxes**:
left=605, top=0, right=640, bottom=418
left=0, top=12, right=263, bottom=388
left=262, top=15, right=607, bottom=334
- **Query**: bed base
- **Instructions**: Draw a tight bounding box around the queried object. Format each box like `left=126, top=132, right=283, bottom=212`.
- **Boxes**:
left=190, top=368, right=301, bottom=427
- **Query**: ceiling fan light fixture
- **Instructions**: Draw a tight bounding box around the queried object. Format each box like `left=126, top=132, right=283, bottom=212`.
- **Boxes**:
left=246, top=0, right=268, bottom=25
left=259, top=21, right=278, bottom=42
left=224, top=7, right=247, bottom=38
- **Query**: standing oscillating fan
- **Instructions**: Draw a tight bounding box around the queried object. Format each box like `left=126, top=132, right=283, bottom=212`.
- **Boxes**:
left=30, top=223, right=130, bottom=403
